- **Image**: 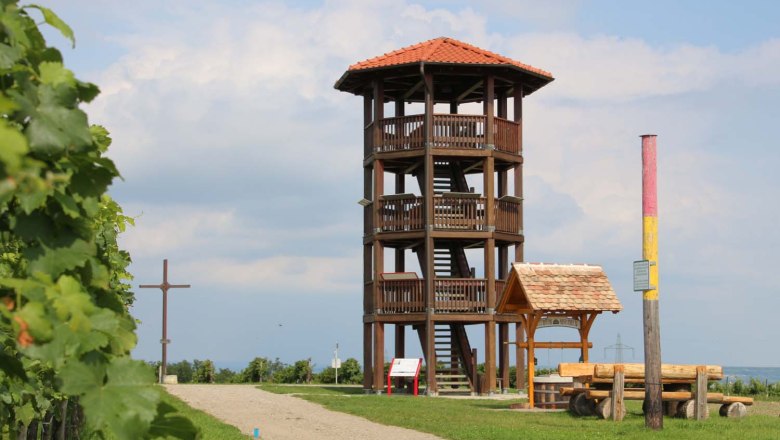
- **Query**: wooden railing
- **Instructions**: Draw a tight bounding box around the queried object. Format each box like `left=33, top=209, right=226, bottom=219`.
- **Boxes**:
left=376, top=115, right=425, bottom=152
left=434, top=278, right=486, bottom=313
left=431, top=114, right=486, bottom=149
left=377, top=278, right=488, bottom=314
left=377, top=196, right=424, bottom=232
left=495, top=197, right=522, bottom=234
left=374, top=195, right=525, bottom=234
left=494, top=117, right=520, bottom=154
left=378, top=279, right=425, bottom=314
left=434, top=195, right=486, bottom=230
left=372, top=114, right=521, bottom=153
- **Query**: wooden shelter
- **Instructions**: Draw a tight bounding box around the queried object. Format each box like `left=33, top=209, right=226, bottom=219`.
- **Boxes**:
left=335, top=37, right=554, bottom=395
left=497, top=263, right=622, bottom=406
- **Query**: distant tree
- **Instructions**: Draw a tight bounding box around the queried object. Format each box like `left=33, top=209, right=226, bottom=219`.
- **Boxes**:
left=339, top=358, right=363, bottom=384
left=214, top=368, right=237, bottom=384
left=167, top=360, right=194, bottom=383
left=241, top=357, right=271, bottom=383
left=193, top=360, right=215, bottom=384
left=318, top=367, right=336, bottom=384
left=274, top=359, right=313, bottom=384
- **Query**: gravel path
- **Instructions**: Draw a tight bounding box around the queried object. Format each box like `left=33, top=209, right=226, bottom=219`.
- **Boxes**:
left=164, top=384, right=443, bottom=440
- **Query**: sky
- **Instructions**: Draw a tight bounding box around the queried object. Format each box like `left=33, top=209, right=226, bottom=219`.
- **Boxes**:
left=32, top=0, right=780, bottom=371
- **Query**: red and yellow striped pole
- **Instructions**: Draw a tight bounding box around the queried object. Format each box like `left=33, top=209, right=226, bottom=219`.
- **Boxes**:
left=641, top=134, right=663, bottom=429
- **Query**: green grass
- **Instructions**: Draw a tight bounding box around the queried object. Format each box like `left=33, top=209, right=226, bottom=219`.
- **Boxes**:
left=259, top=384, right=780, bottom=440
left=160, top=388, right=248, bottom=439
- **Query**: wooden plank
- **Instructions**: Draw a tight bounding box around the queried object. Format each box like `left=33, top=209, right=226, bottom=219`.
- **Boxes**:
left=558, top=363, right=595, bottom=378
left=721, top=396, right=754, bottom=405
left=517, top=342, right=592, bottom=349
left=695, top=366, right=708, bottom=420
left=611, top=365, right=625, bottom=421
left=593, top=363, right=723, bottom=380
left=585, top=389, right=725, bottom=402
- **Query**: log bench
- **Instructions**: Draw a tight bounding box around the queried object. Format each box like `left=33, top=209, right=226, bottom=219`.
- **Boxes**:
left=558, top=363, right=752, bottom=420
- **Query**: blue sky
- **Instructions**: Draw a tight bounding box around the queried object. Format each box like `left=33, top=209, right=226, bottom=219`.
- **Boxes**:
left=34, top=0, right=780, bottom=371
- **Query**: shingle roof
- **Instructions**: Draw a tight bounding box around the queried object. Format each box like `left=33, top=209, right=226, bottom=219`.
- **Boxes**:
left=348, top=37, right=553, bottom=79
left=499, top=263, right=622, bottom=312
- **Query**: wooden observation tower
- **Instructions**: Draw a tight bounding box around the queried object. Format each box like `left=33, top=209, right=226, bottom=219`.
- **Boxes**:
left=335, top=37, right=554, bottom=395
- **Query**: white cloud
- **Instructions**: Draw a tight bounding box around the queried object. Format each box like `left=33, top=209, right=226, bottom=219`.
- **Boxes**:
left=181, top=254, right=361, bottom=293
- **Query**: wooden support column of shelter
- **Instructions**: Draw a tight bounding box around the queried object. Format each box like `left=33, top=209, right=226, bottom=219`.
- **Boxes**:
left=579, top=313, right=598, bottom=363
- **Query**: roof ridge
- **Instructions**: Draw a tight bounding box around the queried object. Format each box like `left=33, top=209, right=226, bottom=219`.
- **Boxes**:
left=420, top=37, right=446, bottom=62
left=345, top=36, right=554, bottom=80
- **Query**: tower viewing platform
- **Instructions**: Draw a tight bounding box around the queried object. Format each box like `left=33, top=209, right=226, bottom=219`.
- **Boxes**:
left=336, top=37, right=554, bottom=395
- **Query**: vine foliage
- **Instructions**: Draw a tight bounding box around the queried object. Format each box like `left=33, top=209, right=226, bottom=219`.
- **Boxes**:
left=0, top=2, right=197, bottom=438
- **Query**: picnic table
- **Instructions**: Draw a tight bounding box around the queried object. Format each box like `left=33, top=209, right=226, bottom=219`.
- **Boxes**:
left=558, top=363, right=752, bottom=420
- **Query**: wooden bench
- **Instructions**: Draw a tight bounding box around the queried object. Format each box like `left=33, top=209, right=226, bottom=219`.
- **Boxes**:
left=558, top=363, right=752, bottom=420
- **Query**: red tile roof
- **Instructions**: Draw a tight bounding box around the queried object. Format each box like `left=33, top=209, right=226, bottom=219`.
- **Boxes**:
left=348, top=37, right=553, bottom=79
left=499, top=263, right=622, bottom=312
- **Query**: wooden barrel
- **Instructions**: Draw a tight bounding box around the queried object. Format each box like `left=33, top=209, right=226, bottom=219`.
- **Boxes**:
left=533, top=374, right=574, bottom=409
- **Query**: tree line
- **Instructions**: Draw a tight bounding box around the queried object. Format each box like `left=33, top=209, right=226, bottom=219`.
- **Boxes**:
left=154, top=357, right=363, bottom=384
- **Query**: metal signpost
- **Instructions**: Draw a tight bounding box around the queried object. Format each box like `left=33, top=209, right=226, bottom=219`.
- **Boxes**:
left=332, top=343, right=341, bottom=384
left=140, top=259, right=191, bottom=383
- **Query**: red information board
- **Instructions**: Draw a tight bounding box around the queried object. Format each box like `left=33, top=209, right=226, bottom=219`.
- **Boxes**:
left=386, top=358, right=423, bottom=396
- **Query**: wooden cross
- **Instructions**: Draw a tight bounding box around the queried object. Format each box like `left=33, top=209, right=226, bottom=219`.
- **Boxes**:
left=139, top=259, right=190, bottom=383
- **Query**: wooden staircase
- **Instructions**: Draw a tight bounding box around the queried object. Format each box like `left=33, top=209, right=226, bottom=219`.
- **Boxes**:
left=415, top=159, right=478, bottom=395
left=434, top=324, right=472, bottom=394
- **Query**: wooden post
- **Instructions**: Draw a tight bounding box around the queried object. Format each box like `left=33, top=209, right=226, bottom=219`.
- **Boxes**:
left=499, top=323, right=509, bottom=392
left=373, top=322, right=384, bottom=393
left=395, top=325, right=405, bottom=390
left=695, top=366, right=708, bottom=420
left=611, top=365, right=626, bottom=421
left=485, top=75, right=495, bottom=148
left=515, top=323, right=525, bottom=391
left=641, top=134, right=663, bottom=429
left=423, top=71, right=436, bottom=395
left=485, top=322, right=496, bottom=394
left=363, top=323, right=373, bottom=390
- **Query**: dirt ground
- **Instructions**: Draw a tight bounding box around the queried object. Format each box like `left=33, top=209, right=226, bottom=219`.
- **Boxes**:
left=164, top=384, right=443, bottom=440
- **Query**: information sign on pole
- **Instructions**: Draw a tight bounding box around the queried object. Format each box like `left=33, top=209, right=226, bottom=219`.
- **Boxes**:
left=633, top=260, right=652, bottom=291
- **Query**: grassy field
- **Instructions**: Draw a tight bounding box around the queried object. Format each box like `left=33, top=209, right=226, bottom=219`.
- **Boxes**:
left=259, top=384, right=780, bottom=440
left=160, top=388, right=248, bottom=439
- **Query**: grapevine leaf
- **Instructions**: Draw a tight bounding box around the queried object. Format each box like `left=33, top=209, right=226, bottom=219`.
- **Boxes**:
left=38, top=61, right=75, bottom=86
left=80, top=358, right=159, bottom=440
left=0, top=8, right=32, bottom=48
left=53, top=190, right=81, bottom=218
left=0, top=120, right=29, bottom=171
left=25, top=238, right=95, bottom=278
left=72, top=166, right=115, bottom=198
left=10, top=211, right=56, bottom=242
left=147, top=401, right=200, bottom=440
left=26, top=88, right=92, bottom=154
left=0, top=42, right=22, bottom=69
left=59, top=359, right=104, bottom=395
left=77, top=80, right=100, bottom=103
left=24, top=5, right=75, bottom=48
left=16, top=301, right=53, bottom=341
left=16, top=402, right=36, bottom=426
left=16, top=178, right=49, bottom=213
left=52, top=275, right=94, bottom=330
